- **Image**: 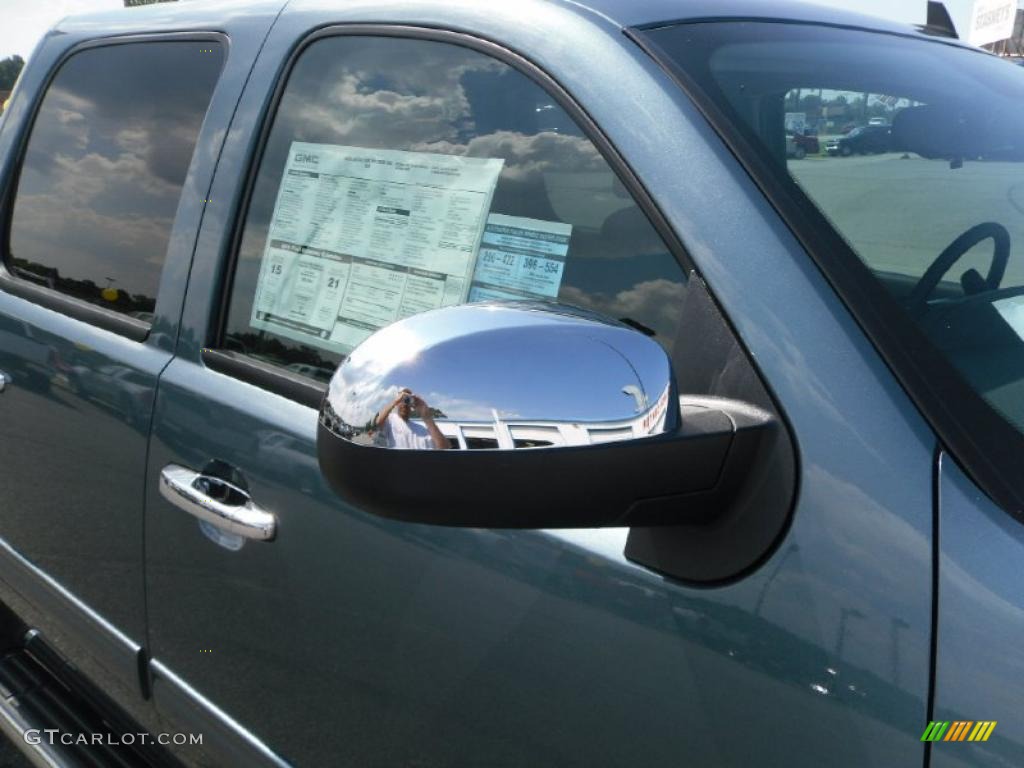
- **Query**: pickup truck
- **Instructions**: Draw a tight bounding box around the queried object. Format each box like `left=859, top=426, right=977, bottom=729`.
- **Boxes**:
left=0, top=1, right=1022, bottom=767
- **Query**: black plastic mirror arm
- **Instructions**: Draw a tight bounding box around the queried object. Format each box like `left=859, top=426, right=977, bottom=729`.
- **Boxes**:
left=625, top=398, right=796, bottom=583
left=317, top=399, right=781, bottom=530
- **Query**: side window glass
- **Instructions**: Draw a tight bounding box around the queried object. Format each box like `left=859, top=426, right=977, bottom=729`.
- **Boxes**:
left=7, top=41, right=224, bottom=319
left=223, top=36, right=686, bottom=382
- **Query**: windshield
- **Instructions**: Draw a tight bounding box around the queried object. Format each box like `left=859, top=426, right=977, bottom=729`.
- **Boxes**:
left=643, top=21, right=1024, bottom=508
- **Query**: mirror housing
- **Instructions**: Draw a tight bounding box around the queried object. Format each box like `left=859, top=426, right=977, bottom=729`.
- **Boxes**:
left=320, top=301, right=677, bottom=450
left=316, top=301, right=795, bottom=580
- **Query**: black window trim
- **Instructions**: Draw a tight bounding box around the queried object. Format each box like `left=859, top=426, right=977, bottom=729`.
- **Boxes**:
left=0, top=31, right=229, bottom=343
left=203, top=23, right=699, bottom=405
left=627, top=20, right=1024, bottom=518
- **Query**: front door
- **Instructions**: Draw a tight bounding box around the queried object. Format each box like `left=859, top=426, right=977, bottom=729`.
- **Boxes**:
left=143, top=13, right=937, bottom=768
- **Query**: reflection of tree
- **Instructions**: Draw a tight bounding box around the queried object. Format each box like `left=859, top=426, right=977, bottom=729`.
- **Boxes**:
left=320, top=398, right=357, bottom=438
left=783, top=89, right=896, bottom=129
left=0, top=55, right=24, bottom=91
left=9, top=257, right=155, bottom=313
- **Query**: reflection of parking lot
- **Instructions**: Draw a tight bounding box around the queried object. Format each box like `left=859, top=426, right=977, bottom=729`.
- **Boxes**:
left=789, top=153, right=1024, bottom=283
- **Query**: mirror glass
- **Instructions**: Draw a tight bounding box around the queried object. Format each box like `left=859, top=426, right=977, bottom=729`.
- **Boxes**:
left=319, top=301, right=677, bottom=450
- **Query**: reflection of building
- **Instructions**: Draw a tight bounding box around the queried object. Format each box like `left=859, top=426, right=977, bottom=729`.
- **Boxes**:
left=431, top=385, right=671, bottom=449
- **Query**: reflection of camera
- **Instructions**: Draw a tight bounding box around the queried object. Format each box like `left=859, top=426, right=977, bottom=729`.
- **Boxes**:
left=402, top=395, right=413, bottom=407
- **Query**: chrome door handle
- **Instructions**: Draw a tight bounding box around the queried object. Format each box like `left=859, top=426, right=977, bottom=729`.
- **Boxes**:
left=0, top=370, right=9, bottom=393
left=159, top=464, right=277, bottom=541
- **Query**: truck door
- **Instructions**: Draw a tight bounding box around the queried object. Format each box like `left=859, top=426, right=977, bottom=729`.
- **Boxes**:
left=143, top=10, right=935, bottom=768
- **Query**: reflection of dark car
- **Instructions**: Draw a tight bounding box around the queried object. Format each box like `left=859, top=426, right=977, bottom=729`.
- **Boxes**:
left=0, top=315, right=55, bottom=392
left=825, top=125, right=892, bottom=156
left=68, top=364, right=150, bottom=425
left=786, top=130, right=819, bottom=158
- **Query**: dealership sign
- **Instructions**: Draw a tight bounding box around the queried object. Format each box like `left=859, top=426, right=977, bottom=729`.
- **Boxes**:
left=969, top=0, right=1019, bottom=46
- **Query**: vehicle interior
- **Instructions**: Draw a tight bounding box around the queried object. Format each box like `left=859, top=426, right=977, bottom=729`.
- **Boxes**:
left=675, top=23, right=1024, bottom=434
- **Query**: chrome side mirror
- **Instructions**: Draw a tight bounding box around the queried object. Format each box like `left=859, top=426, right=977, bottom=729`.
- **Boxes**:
left=319, top=301, right=678, bottom=451
left=316, top=300, right=788, bottom=544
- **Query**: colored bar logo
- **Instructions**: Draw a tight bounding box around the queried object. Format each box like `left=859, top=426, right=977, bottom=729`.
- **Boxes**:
left=921, top=721, right=997, bottom=742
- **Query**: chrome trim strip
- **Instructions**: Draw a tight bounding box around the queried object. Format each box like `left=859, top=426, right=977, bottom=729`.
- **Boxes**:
left=0, top=536, right=143, bottom=702
left=0, top=537, right=140, bottom=657
left=150, top=659, right=291, bottom=768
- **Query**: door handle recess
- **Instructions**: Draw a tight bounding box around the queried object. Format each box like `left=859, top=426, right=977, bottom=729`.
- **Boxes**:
left=159, top=464, right=277, bottom=541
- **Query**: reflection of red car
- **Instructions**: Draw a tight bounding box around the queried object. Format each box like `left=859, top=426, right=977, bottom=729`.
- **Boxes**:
left=786, top=131, right=820, bottom=157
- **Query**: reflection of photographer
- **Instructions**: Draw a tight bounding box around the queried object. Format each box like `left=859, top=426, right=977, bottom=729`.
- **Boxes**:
left=376, top=388, right=448, bottom=450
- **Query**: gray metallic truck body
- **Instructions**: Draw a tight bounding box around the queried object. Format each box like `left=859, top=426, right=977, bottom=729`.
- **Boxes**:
left=0, top=0, right=1018, bottom=766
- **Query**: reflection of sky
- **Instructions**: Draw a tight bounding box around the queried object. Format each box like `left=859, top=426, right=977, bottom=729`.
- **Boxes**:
left=327, top=304, right=672, bottom=427
left=225, top=36, right=686, bottom=371
left=10, top=42, right=222, bottom=301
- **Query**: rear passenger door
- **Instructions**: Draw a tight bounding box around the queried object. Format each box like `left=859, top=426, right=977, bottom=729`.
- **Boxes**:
left=143, top=27, right=693, bottom=768
left=0, top=36, right=224, bottom=718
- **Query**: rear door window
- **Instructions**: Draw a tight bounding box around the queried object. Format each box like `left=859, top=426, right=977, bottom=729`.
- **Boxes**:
left=7, top=41, right=224, bottom=320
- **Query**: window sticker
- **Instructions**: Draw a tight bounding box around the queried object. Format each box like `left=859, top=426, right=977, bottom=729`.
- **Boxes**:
left=251, top=142, right=504, bottom=354
left=468, top=213, right=571, bottom=302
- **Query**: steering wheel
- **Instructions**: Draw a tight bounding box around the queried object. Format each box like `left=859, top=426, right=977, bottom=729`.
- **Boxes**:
left=907, top=222, right=1011, bottom=315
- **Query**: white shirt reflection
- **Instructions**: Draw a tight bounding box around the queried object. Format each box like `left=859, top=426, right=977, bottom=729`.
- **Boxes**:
left=382, top=412, right=436, bottom=450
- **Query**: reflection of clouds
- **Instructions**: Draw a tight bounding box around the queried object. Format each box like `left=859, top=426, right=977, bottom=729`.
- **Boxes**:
left=423, top=392, right=518, bottom=422
left=50, top=151, right=178, bottom=204
left=292, top=73, right=463, bottom=147
left=327, top=361, right=393, bottom=428
left=115, top=126, right=149, bottom=155
left=226, top=35, right=683, bottom=372
left=325, top=318, right=518, bottom=427
left=289, top=89, right=600, bottom=183
left=561, top=279, right=685, bottom=338
left=22, top=86, right=195, bottom=194
left=25, top=88, right=91, bottom=164
left=419, top=131, right=603, bottom=181
left=10, top=43, right=220, bottom=301
left=286, top=51, right=503, bottom=149
left=346, top=321, right=422, bottom=378
left=328, top=321, right=425, bottom=427
left=14, top=193, right=172, bottom=275
left=280, top=37, right=600, bottom=185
